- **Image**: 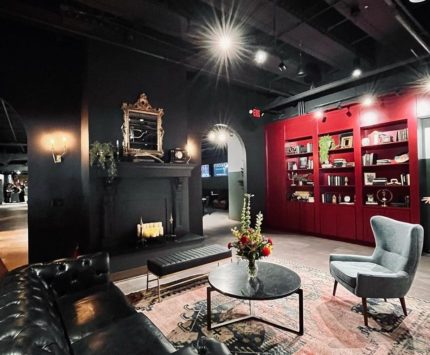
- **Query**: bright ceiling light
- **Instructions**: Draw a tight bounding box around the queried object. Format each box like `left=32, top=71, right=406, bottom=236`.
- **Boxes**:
left=208, top=131, right=216, bottom=142
left=217, top=130, right=228, bottom=143
left=194, top=9, right=248, bottom=81
left=314, top=109, right=324, bottom=119
left=409, top=0, right=426, bottom=3
left=352, top=68, right=362, bottom=78
left=254, top=50, right=268, bottom=64
left=415, top=75, right=430, bottom=93
left=362, top=95, right=375, bottom=107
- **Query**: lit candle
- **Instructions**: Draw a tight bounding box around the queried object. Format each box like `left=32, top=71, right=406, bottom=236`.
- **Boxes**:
left=137, top=224, right=141, bottom=237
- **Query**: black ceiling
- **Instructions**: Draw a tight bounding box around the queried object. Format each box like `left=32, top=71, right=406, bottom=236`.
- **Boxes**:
left=1, top=0, right=430, bottom=99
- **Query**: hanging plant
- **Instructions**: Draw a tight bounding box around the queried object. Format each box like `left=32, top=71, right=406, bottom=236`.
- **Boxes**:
left=89, top=141, right=118, bottom=183
left=319, top=135, right=334, bottom=164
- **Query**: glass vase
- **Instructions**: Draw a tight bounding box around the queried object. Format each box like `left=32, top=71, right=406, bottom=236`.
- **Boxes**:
left=248, top=259, right=258, bottom=279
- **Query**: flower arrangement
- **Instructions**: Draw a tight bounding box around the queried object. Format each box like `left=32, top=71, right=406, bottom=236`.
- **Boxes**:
left=229, top=193, right=272, bottom=278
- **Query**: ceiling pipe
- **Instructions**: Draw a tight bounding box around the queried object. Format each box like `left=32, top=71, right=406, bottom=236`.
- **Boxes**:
left=263, top=54, right=429, bottom=112
left=385, top=0, right=430, bottom=54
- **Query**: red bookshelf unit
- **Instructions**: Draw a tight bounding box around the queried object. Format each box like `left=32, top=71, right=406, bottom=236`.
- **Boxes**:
left=265, top=93, right=420, bottom=244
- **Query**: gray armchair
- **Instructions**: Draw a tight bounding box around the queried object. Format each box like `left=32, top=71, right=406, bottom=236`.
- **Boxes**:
left=330, top=215, right=423, bottom=326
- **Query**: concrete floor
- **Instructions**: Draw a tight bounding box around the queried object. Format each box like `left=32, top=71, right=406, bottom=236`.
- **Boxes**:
left=117, top=210, right=430, bottom=301
left=0, top=203, right=28, bottom=270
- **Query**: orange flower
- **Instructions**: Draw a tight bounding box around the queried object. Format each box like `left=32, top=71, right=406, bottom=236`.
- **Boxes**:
left=262, top=245, right=271, bottom=256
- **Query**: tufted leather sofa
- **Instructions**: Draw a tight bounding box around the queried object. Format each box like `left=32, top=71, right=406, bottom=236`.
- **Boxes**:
left=0, top=252, right=231, bottom=355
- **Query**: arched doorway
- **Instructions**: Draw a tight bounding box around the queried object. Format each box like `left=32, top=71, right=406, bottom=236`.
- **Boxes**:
left=201, top=124, right=247, bottom=232
left=0, top=98, right=28, bottom=270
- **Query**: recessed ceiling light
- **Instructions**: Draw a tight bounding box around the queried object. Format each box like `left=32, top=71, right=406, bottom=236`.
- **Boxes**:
left=254, top=50, right=268, bottom=64
left=352, top=68, right=362, bottom=78
left=409, top=0, right=426, bottom=3
left=278, top=61, right=287, bottom=71
left=218, top=35, right=232, bottom=51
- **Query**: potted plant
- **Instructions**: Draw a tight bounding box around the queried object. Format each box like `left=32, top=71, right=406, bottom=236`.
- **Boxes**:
left=228, top=194, right=273, bottom=279
left=319, top=135, right=334, bottom=165
left=89, top=141, right=118, bottom=184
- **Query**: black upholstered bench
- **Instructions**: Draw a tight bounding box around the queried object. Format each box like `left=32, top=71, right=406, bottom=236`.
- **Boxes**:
left=147, top=244, right=232, bottom=302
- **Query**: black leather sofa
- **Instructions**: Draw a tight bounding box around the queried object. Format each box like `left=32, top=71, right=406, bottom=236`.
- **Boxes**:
left=0, top=252, right=231, bottom=355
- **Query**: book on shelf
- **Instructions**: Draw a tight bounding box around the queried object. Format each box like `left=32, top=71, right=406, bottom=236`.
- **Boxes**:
left=376, top=159, right=392, bottom=165
left=327, top=175, right=349, bottom=186
left=365, top=201, right=379, bottom=205
left=396, top=128, right=408, bottom=142
left=400, top=173, right=410, bottom=186
left=372, top=177, right=388, bottom=186
left=362, top=152, right=374, bottom=166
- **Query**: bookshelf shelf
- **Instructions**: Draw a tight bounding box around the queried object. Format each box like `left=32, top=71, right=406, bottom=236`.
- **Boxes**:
left=320, top=166, right=355, bottom=171
left=362, top=140, right=408, bottom=150
left=320, top=185, right=355, bottom=188
left=286, top=152, right=313, bottom=157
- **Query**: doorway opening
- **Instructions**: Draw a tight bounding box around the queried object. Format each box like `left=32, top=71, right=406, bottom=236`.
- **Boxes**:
left=201, top=124, right=247, bottom=234
left=418, top=115, right=430, bottom=253
left=0, top=98, right=28, bottom=270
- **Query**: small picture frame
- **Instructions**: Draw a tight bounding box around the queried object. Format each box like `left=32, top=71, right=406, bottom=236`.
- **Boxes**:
left=299, top=157, right=308, bottom=169
left=340, top=136, right=353, bottom=148
left=364, top=172, right=376, bottom=186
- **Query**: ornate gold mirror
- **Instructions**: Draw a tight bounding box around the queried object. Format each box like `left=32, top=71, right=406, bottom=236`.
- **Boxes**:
left=122, top=93, right=164, bottom=162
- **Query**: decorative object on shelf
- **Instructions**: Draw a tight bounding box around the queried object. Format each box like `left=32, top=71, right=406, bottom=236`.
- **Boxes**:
left=333, top=158, right=347, bottom=167
left=405, top=195, right=410, bottom=207
left=297, top=174, right=310, bottom=186
left=331, top=194, right=337, bottom=204
left=319, top=135, right=334, bottom=164
left=377, top=189, right=393, bottom=207
left=394, top=153, right=409, bottom=163
left=373, top=177, right=388, bottom=186
left=362, top=152, right=374, bottom=166
left=308, top=196, right=315, bottom=203
left=344, top=177, right=349, bottom=186
left=369, top=131, right=380, bottom=145
left=306, top=142, right=313, bottom=152
left=344, top=195, right=351, bottom=203
left=387, top=178, right=401, bottom=185
left=364, top=172, right=376, bottom=186
left=229, top=194, right=272, bottom=279
left=288, top=172, right=298, bottom=186
left=400, top=173, right=410, bottom=186
left=340, top=136, right=353, bottom=148
left=89, top=141, right=118, bottom=184
left=169, top=148, right=189, bottom=163
left=361, top=137, right=370, bottom=146
left=376, top=159, right=392, bottom=165
left=299, top=157, right=308, bottom=169
left=292, top=191, right=311, bottom=201
left=379, top=133, right=393, bottom=143
left=122, top=93, right=165, bottom=163
left=366, top=193, right=377, bottom=205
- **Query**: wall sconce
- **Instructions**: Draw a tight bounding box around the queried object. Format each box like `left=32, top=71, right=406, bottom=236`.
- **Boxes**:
left=50, top=137, right=68, bottom=163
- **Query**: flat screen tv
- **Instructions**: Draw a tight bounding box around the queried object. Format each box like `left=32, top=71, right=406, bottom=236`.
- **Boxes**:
left=201, top=164, right=210, bottom=178
left=213, top=162, right=228, bottom=176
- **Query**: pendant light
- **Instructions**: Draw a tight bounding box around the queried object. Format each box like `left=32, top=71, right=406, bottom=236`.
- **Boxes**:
left=297, top=43, right=306, bottom=77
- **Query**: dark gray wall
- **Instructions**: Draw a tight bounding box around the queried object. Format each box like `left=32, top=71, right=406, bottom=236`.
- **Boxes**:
left=0, top=21, right=86, bottom=262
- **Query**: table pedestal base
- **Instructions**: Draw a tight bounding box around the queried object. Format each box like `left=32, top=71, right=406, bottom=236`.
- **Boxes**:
left=206, top=287, right=304, bottom=335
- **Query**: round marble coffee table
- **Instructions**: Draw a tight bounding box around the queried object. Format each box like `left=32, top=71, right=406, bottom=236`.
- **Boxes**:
left=207, top=261, right=303, bottom=335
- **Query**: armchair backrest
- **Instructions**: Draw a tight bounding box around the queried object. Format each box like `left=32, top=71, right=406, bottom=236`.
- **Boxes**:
left=371, top=216, right=423, bottom=278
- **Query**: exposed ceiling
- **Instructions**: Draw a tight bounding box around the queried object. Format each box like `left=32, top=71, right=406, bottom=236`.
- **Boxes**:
left=1, top=0, right=430, bottom=99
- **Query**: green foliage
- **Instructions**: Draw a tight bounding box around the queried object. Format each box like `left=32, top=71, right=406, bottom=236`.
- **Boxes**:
left=319, top=135, right=334, bottom=164
left=89, top=141, right=118, bottom=183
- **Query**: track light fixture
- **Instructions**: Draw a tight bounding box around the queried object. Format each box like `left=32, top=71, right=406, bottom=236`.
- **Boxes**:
left=278, top=60, right=287, bottom=71
left=346, top=106, right=352, bottom=117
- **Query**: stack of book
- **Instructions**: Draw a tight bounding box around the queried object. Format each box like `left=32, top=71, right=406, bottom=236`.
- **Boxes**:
left=396, top=128, right=408, bottom=142
left=372, top=177, right=388, bottom=186
left=376, top=159, right=392, bottom=165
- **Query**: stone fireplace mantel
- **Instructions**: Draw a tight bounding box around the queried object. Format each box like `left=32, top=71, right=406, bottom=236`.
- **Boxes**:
left=118, top=162, right=196, bottom=178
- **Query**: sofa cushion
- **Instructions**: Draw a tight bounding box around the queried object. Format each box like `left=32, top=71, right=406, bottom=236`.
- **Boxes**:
left=0, top=269, right=71, bottom=354
left=330, top=261, right=393, bottom=289
left=71, top=313, right=176, bottom=355
left=57, top=282, right=135, bottom=344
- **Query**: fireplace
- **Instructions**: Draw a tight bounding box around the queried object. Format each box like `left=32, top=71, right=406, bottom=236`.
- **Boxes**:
left=101, top=162, right=195, bottom=249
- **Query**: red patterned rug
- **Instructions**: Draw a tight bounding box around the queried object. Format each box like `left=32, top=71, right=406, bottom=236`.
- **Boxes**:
left=126, top=260, right=430, bottom=354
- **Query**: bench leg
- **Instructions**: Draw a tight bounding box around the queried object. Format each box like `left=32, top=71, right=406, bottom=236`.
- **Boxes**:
left=157, top=277, right=161, bottom=302
left=146, top=271, right=149, bottom=292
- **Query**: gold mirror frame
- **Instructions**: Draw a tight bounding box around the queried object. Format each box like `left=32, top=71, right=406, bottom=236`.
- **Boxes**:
left=122, top=93, right=164, bottom=162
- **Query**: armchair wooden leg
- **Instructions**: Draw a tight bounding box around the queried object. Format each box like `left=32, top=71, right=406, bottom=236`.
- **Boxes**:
left=362, top=298, right=369, bottom=327
left=333, top=280, right=338, bottom=296
left=384, top=298, right=387, bottom=302
left=400, top=297, right=408, bottom=316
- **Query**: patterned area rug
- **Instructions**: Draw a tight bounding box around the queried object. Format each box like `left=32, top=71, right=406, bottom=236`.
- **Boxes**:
left=126, top=260, right=430, bottom=354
